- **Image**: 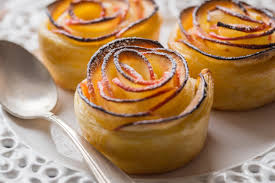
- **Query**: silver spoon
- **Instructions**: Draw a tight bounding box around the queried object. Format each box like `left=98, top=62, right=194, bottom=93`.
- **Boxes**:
left=0, top=40, right=134, bottom=183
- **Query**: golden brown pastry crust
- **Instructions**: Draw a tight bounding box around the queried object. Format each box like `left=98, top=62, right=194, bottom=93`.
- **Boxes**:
left=74, top=38, right=214, bottom=174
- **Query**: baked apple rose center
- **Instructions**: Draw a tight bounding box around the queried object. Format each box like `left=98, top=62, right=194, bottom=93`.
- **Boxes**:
left=177, top=0, right=275, bottom=58
left=46, top=0, right=158, bottom=42
left=67, top=1, right=109, bottom=24
left=77, top=38, right=212, bottom=131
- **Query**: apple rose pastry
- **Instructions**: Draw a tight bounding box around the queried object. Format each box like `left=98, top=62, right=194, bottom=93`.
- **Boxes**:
left=38, top=0, right=161, bottom=90
left=168, top=0, right=275, bottom=110
left=74, top=38, right=214, bottom=174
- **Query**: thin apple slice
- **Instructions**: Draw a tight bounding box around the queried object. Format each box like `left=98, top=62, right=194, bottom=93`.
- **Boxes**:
left=76, top=38, right=209, bottom=129
left=47, top=0, right=158, bottom=43
left=177, top=0, right=275, bottom=59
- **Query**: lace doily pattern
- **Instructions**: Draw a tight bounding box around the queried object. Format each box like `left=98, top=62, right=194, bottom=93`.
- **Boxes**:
left=194, top=148, right=275, bottom=183
left=0, top=0, right=53, bottom=50
left=0, top=109, right=95, bottom=183
left=0, top=0, right=275, bottom=183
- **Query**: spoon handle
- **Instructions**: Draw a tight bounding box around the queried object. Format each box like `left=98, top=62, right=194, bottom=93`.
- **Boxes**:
left=42, top=112, right=134, bottom=183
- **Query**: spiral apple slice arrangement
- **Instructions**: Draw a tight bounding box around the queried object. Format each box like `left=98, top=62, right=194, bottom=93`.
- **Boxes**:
left=177, top=0, right=275, bottom=58
left=39, top=0, right=162, bottom=91
left=46, top=0, right=158, bottom=42
left=74, top=38, right=214, bottom=174
left=168, top=0, right=275, bottom=110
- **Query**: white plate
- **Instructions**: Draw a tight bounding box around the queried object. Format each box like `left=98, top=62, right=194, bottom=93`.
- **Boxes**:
left=1, top=0, right=275, bottom=182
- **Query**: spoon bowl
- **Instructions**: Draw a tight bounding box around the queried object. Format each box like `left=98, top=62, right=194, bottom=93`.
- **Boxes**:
left=0, top=40, right=133, bottom=183
left=0, top=40, right=57, bottom=119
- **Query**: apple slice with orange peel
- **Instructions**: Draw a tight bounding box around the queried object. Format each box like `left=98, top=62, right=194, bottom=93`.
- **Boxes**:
left=169, top=0, right=275, bottom=110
